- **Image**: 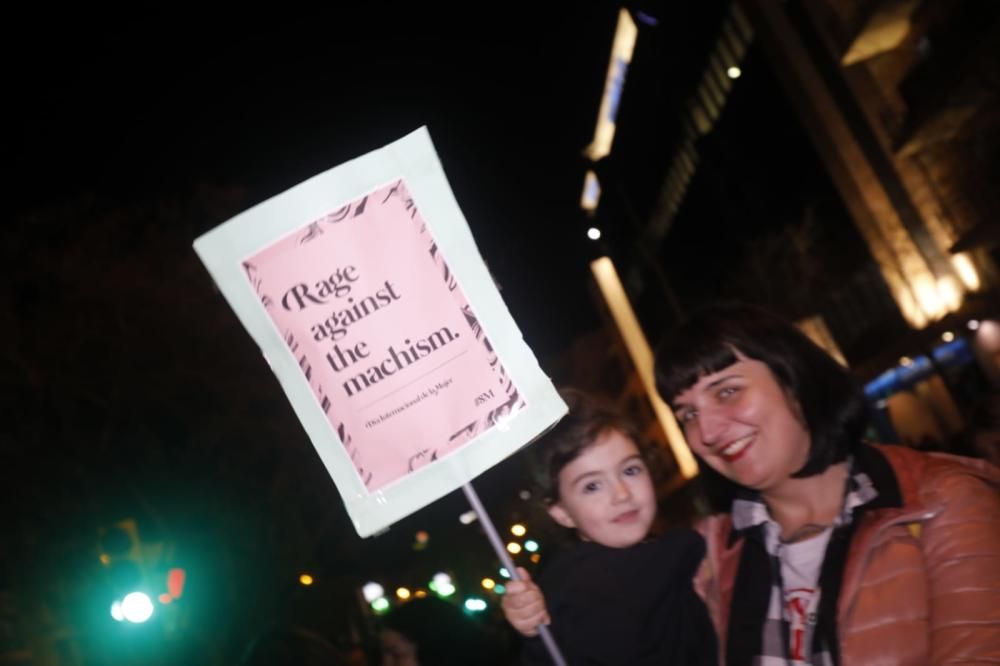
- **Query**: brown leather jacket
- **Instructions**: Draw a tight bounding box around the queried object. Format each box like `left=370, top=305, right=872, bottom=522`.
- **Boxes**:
left=695, top=443, right=1000, bottom=664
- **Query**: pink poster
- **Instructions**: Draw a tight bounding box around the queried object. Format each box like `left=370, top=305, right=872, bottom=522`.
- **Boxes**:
left=244, top=179, right=524, bottom=492
left=195, top=127, right=566, bottom=537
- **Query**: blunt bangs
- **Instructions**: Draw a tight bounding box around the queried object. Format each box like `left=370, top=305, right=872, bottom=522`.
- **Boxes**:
left=654, top=302, right=868, bottom=511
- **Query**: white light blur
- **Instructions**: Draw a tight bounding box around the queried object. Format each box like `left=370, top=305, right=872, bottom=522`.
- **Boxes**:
left=587, top=9, right=638, bottom=161
left=587, top=227, right=601, bottom=240
left=459, top=510, right=478, bottom=525
left=727, top=66, right=742, bottom=79
left=121, top=592, right=154, bottom=623
left=581, top=170, right=602, bottom=211
left=951, top=253, right=980, bottom=290
left=936, top=276, right=962, bottom=313
left=362, top=582, right=385, bottom=603
left=590, top=257, right=699, bottom=479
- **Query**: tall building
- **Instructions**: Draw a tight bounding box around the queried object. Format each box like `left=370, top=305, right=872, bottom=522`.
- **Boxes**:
left=570, top=1, right=1000, bottom=486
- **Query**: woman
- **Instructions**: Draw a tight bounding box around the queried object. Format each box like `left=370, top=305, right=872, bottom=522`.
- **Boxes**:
left=656, top=302, right=1000, bottom=664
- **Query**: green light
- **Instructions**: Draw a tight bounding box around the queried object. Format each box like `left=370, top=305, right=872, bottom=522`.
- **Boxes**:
left=428, top=573, right=455, bottom=597
left=464, top=598, right=487, bottom=612
left=494, top=584, right=506, bottom=594
left=371, top=597, right=390, bottom=614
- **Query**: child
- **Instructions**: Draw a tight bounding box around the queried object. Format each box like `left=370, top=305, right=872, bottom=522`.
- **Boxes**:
left=503, top=388, right=716, bottom=665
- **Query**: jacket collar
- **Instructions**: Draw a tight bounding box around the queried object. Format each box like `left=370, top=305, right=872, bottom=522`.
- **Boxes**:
left=726, top=445, right=891, bottom=547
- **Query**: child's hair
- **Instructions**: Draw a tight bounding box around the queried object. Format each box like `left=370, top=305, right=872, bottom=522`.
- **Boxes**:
left=531, top=388, right=643, bottom=502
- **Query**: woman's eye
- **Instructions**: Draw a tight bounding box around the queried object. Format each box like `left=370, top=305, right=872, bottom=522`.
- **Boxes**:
left=679, top=410, right=697, bottom=423
left=719, top=386, right=738, bottom=399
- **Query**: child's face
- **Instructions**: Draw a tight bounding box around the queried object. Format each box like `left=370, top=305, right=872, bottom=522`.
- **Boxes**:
left=547, top=429, right=656, bottom=548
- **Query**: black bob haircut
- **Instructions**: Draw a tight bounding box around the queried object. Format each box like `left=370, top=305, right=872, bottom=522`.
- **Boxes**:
left=654, top=302, right=868, bottom=511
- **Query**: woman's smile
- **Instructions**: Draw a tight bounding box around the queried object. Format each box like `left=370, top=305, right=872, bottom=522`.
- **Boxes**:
left=719, top=433, right=755, bottom=462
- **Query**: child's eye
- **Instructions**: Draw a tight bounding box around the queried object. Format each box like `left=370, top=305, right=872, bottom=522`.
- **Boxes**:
left=623, top=463, right=645, bottom=476
left=582, top=480, right=601, bottom=494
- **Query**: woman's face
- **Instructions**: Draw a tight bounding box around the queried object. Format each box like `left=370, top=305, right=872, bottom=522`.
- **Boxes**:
left=671, top=353, right=811, bottom=496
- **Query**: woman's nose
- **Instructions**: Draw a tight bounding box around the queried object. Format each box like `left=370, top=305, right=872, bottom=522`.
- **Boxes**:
left=698, top=407, right=729, bottom=446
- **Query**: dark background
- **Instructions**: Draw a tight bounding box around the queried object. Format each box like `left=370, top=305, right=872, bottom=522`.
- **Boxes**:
left=3, top=5, right=888, bottom=664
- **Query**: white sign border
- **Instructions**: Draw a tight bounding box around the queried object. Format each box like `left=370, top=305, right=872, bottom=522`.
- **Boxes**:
left=194, top=127, right=566, bottom=537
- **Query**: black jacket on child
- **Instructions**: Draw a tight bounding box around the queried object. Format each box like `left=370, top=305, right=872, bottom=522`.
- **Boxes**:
left=521, top=527, right=717, bottom=665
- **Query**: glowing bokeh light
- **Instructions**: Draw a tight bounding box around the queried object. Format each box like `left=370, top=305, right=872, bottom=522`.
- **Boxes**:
left=362, top=582, right=385, bottom=603
left=121, top=592, right=154, bottom=623
left=464, top=598, right=487, bottom=612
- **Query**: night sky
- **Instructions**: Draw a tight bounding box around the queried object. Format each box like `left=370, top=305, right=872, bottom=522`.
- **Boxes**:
left=10, top=7, right=627, bottom=357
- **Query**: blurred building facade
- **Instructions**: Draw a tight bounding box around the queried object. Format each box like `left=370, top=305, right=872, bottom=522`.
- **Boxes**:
left=567, top=0, right=1000, bottom=489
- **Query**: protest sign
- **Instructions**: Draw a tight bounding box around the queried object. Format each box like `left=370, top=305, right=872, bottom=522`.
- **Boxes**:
left=194, top=127, right=566, bottom=537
